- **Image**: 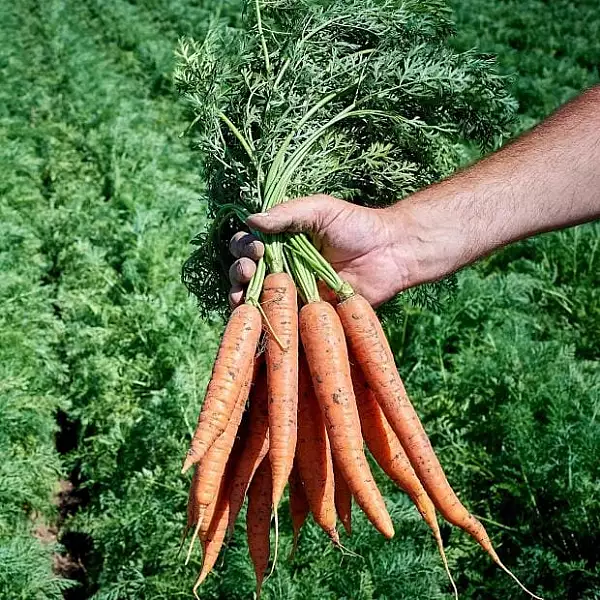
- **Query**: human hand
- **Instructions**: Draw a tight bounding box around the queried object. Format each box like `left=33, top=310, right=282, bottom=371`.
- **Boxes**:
left=228, top=194, right=430, bottom=308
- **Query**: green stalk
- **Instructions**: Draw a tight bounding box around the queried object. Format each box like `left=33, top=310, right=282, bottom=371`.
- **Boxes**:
left=264, top=103, right=357, bottom=207
left=218, top=112, right=256, bottom=163
left=264, top=237, right=285, bottom=273
left=286, top=234, right=354, bottom=300
left=254, top=0, right=271, bottom=73
left=285, top=247, right=319, bottom=304
left=245, top=257, right=266, bottom=306
left=263, top=91, right=339, bottom=204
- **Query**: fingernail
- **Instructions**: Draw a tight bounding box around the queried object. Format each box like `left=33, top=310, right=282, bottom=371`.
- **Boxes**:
left=248, top=212, right=270, bottom=219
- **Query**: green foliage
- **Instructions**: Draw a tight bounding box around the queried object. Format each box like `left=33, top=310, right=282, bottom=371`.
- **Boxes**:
left=0, top=0, right=219, bottom=596
left=385, top=222, right=600, bottom=599
left=450, top=0, right=600, bottom=130
left=0, top=531, right=76, bottom=600
left=0, top=4, right=71, bottom=596
left=0, top=0, right=598, bottom=598
left=175, top=0, right=515, bottom=316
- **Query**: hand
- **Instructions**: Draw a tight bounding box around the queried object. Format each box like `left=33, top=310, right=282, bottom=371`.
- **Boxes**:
left=228, top=195, right=426, bottom=307
left=228, top=87, right=600, bottom=309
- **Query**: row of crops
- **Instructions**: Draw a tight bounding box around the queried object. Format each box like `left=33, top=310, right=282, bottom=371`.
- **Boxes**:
left=0, top=0, right=598, bottom=598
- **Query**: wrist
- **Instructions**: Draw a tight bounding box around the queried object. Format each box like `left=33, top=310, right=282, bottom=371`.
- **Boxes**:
left=384, top=186, right=477, bottom=290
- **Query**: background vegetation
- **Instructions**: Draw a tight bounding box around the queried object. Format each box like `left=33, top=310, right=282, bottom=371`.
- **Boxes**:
left=0, top=0, right=597, bottom=598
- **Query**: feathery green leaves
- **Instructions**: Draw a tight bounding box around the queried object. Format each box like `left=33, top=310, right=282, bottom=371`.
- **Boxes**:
left=176, top=0, right=516, bottom=316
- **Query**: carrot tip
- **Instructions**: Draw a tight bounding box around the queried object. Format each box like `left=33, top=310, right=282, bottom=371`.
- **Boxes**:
left=193, top=568, right=208, bottom=594
left=328, top=529, right=340, bottom=546
left=267, top=504, right=279, bottom=580
left=334, top=540, right=362, bottom=560
left=181, top=455, right=195, bottom=474
left=185, top=519, right=202, bottom=566
left=288, top=533, right=299, bottom=561
left=432, top=528, right=458, bottom=600
left=497, top=560, right=544, bottom=600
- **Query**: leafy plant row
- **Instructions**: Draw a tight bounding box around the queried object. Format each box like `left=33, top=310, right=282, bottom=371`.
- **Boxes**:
left=0, top=0, right=598, bottom=598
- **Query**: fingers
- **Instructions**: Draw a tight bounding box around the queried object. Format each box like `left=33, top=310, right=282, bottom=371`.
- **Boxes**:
left=229, top=232, right=264, bottom=261
left=229, top=256, right=257, bottom=286
left=228, top=258, right=256, bottom=309
left=246, top=195, right=346, bottom=235
left=228, top=194, right=347, bottom=308
left=228, top=233, right=263, bottom=309
left=228, top=284, right=245, bottom=309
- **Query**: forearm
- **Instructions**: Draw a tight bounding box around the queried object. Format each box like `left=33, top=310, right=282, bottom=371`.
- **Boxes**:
left=394, top=85, right=600, bottom=286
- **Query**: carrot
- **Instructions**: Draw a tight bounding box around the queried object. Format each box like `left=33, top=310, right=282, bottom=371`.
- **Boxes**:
left=299, top=300, right=394, bottom=539
left=288, top=461, right=309, bottom=559
left=333, top=459, right=352, bottom=535
left=227, top=367, right=270, bottom=535
left=185, top=466, right=223, bottom=565
left=352, top=361, right=456, bottom=599
left=247, top=456, right=273, bottom=598
left=261, top=272, right=299, bottom=509
left=182, top=303, right=262, bottom=473
left=296, top=355, right=338, bottom=543
left=190, top=455, right=238, bottom=596
left=189, top=359, right=252, bottom=539
left=192, top=486, right=231, bottom=597
left=318, top=282, right=351, bottom=536
left=338, top=293, right=542, bottom=599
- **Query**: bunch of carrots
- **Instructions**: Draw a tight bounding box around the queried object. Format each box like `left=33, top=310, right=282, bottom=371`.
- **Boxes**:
left=180, top=247, right=542, bottom=599
left=176, top=2, right=541, bottom=596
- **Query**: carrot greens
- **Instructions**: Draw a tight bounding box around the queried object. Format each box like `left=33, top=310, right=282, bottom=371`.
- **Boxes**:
left=175, top=0, right=515, bottom=317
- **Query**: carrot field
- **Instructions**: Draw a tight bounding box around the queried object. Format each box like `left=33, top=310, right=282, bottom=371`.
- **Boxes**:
left=0, top=0, right=598, bottom=599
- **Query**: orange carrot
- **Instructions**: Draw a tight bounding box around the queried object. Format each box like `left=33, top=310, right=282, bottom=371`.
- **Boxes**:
left=288, top=461, right=309, bottom=559
left=352, top=361, right=456, bottom=598
left=187, top=468, right=201, bottom=533
left=261, top=272, right=299, bottom=508
left=247, top=457, right=273, bottom=598
left=338, top=293, right=541, bottom=599
left=191, top=468, right=234, bottom=596
left=296, top=355, right=338, bottom=543
left=185, top=468, right=223, bottom=565
left=192, top=491, right=231, bottom=597
left=333, top=459, right=352, bottom=536
left=299, top=300, right=394, bottom=539
left=190, top=360, right=252, bottom=529
left=182, top=303, right=262, bottom=473
left=227, top=367, right=270, bottom=535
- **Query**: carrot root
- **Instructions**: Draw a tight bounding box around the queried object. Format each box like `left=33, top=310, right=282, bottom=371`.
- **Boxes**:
left=182, top=303, right=261, bottom=473
left=300, top=301, right=394, bottom=540
left=262, top=273, right=298, bottom=510
left=339, top=294, right=539, bottom=598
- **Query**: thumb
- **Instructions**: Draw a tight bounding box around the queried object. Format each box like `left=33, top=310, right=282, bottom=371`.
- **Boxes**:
left=246, top=195, right=344, bottom=235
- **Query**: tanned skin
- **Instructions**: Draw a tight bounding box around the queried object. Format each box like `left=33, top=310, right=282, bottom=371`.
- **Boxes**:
left=229, top=85, right=600, bottom=307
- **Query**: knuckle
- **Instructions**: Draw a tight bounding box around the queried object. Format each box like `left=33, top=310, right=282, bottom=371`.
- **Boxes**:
left=228, top=260, right=241, bottom=284
left=237, top=257, right=256, bottom=281
left=229, top=231, right=248, bottom=258
left=243, top=239, right=264, bottom=260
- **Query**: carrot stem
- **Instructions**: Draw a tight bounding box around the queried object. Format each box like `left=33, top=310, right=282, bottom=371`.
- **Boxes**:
left=246, top=257, right=266, bottom=306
